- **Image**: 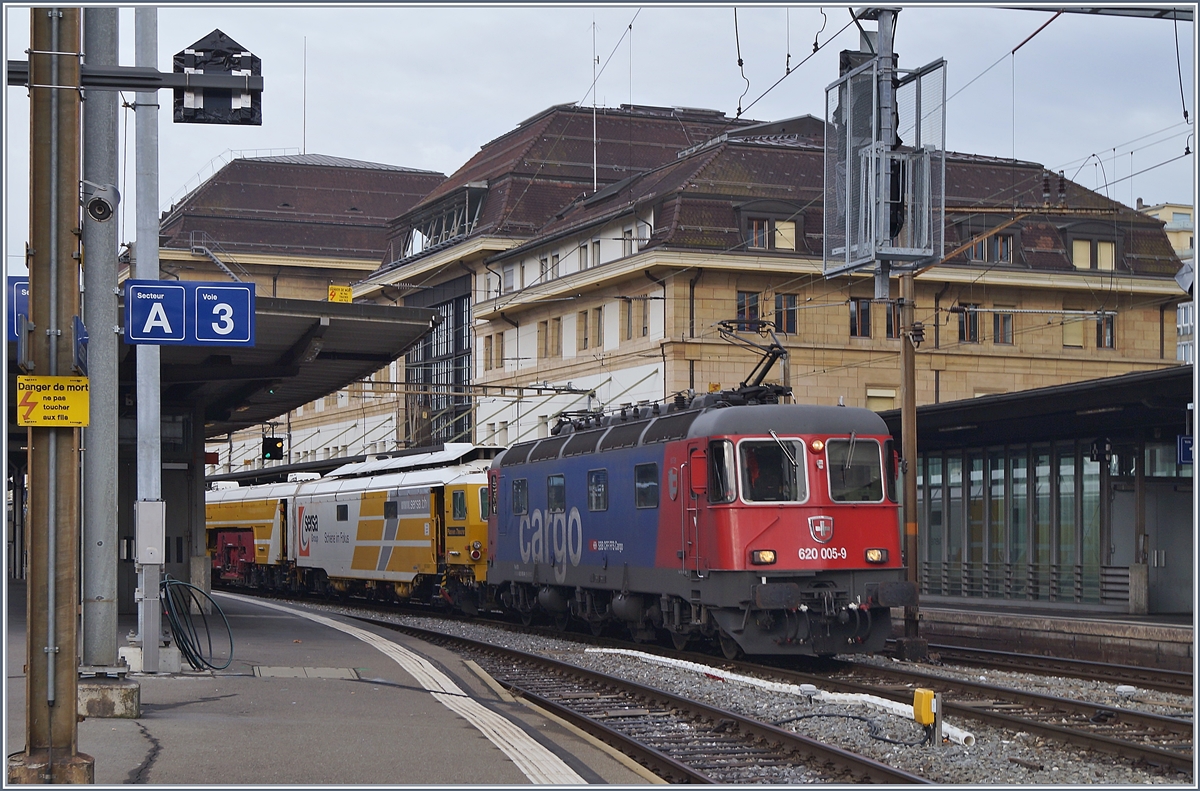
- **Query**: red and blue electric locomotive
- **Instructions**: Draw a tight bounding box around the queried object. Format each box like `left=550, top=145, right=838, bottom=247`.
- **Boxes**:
left=486, top=335, right=917, bottom=658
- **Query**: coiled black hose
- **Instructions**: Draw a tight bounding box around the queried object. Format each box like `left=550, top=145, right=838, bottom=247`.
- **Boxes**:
left=160, top=575, right=234, bottom=671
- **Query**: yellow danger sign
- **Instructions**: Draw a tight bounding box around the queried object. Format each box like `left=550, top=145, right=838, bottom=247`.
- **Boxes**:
left=328, top=285, right=352, bottom=303
left=17, top=376, right=90, bottom=427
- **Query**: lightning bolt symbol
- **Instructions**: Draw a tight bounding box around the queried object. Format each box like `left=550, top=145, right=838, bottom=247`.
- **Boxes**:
left=19, top=389, right=38, bottom=422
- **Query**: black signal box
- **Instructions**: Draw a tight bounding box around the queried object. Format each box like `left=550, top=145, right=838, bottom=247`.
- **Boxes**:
left=262, top=437, right=284, bottom=460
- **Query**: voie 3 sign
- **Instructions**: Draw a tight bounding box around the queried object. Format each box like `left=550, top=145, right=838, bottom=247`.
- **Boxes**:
left=124, top=280, right=255, bottom=346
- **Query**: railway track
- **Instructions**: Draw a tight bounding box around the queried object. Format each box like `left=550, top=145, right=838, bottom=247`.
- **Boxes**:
left=358, top=617, right=931, bottom=784
left=751, top=658, right=1194, bottom=774
left=221, top=590, right=1192, bottom=777
left=917, top=643, right=1194, bottom=696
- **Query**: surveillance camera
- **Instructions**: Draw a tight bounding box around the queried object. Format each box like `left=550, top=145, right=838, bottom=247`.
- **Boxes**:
left=82, top=182, right=119, bottom=223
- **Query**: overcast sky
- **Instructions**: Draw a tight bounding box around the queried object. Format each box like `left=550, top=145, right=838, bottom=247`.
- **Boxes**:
left=4, top=4, right=1196, bottom=276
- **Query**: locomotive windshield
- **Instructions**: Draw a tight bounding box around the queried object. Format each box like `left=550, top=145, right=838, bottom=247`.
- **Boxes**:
left=739, top=440, right=807, bottom=502
left=826, top=438, right=885, bottom=502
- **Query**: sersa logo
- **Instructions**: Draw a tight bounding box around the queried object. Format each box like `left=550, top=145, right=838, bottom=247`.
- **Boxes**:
left=808, top=515, right=834, bottom=544
left=519, top=507, right=583, bottom=583
left=298, top=506, right=318, bottom=556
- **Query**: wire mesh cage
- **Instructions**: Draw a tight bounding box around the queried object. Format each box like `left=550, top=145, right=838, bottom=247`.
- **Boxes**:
left=824, top=58, right=946, bottom=276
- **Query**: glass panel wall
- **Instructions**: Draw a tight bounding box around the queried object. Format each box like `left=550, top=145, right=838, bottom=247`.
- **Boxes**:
left=946, top=455, right=963, bottom=595
left=1056, top=442, right=1077, bottom=599
left=966, top=453, right=985, bottom=596
left=1009, top=453, right=1028, bottom=598
left=987, top=448, right=1006, bottom=596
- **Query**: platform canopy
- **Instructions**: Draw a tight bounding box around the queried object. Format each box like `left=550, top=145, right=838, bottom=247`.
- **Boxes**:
left=7, top=297, right=438, bottom=452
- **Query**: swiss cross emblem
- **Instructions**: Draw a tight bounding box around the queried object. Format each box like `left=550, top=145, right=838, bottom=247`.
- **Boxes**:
left=809, top=515, right=834, bottom=544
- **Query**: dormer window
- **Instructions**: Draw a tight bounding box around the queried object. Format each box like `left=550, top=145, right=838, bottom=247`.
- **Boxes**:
left=742, top=214, right=797, bottom=251
left=966, top=235, right=1011, bottom=263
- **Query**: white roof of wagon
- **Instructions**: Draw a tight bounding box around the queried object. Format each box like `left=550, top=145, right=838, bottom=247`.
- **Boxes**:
left=327, top=443, right=486, bottom=479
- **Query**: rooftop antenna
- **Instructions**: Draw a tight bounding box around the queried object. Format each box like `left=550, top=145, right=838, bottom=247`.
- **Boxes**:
left=592, top=17, right=598, bottom=193
left=302, top=36, right=307, bottom=155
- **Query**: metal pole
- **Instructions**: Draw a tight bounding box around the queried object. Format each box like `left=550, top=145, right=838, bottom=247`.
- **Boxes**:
left=900, top=272, right=922, bottom=647
left=874, top=9, right=896, bottom=301
left=9, top=6, right=93, bottom=783
left=80, top=5, right=120, bottom=674
left=134, top=6, right=162, bottom=674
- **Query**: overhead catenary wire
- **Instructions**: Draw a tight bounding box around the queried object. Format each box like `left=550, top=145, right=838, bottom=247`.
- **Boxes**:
left=733, top=8, right=750, bottom=117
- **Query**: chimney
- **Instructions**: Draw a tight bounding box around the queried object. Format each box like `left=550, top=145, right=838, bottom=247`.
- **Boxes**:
left=1136, top=197, right=1144, bottom=210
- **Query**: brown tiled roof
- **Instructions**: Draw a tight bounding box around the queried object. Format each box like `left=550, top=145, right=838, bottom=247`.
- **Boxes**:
left=496, top=133, right=1181, bottom=279
left=159, top=156, right=446, bottom=259
left=374, top=104, right=758, bottom=271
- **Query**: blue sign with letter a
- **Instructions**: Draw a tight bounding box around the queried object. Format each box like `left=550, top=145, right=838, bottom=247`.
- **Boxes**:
left=7, top=277, right=29, bottom=341
left=124, top=280, right=255, bottom=347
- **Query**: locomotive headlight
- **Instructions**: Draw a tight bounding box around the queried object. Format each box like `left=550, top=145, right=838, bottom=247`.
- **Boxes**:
left=811, top=439, right=825, bottom=452
left=865, top=548, right=888, bottom=564
left=750, top=549, right=777, bottom=565
left=470, top=548, right=482, bottom=560
left=472, top=541, right=482, bottom=549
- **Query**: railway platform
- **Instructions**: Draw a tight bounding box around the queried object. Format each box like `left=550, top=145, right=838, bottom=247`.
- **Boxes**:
left=5, top=581, right=659, bottom=785
left=895, top=602, right=1194, bottom=672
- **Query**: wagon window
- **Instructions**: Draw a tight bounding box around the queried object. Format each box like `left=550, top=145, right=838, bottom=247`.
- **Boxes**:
left=826, top=437, right=885, bottom=502
left=739, top=439, right=807, bottom=502
left=634, top=463, right=659, bottom=508
left=708, top=440, right=736, bottom=503
left=588, top=469, right=608, bottom=511
left=512, top=478, right=528, bottom=515
left=384, top=500, right=398, bottom=520
left=547, top=474, right=566, bottom=513
left=452, top=490, right=467, bottom=521
left=336, top=504, right=348, bottom=521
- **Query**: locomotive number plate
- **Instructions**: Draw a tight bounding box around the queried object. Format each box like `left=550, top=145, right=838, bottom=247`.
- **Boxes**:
left=798, top=546, right=847, bottom=560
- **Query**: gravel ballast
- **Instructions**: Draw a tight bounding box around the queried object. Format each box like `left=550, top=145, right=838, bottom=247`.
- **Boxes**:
left=301, top=603, right=1194, bottom=785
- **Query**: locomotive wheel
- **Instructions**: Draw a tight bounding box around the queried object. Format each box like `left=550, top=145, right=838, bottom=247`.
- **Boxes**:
left=670, top=631, right=690, bottom=652
left=520, top=610, right=534, bottom=627
left=589, top=621, right=605, bottom=637
left=718, top=632, right=743, bottom=660
left=553, top=612, right=571, bottom=632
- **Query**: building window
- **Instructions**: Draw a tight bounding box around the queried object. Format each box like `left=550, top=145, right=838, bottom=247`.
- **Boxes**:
left=496, top=332, right=505, bottom=369
left=593, top=306, right=604, bottom=347
left=641, top=298, right=650, bottom=337
left=967, top=235, right=1012, bottom=263
left=623, top=299, right=634, bottom=341
left=957, top=303, right=980, bottom=343
left=622, top=227, right=634, bottom=257
left=1071, top=238, right=1116, bottom=270
left=747, top=217, right=769, bottom=249
left=774, top=220, right=796, bottom=251
left=885, top=300, right=901, bottom=339
left=1062, top=314, right=1084, bottom=348
left=483, top=335, right=493, bottom=370
left=1096, top=312, right=1115, bottom=349
left=592, top=239, right=601, bottom=267
left=502, top=264, right=515, bottom=293
left=736, top=291, right=760, bottom=331
left=550, top=253, right=560, bottom=279
left=866, top=388, right=896, bottom=412
left=775, top=293, right=797, bottom=333
left=579, top=242, right=589, bottom=269
left=537, top=321, right=549, bottom=359
left=993, top=306, right=1014, bottom=344
left=850, top=298, right=871, bottom=338
left=578, top=310, right=589, bottom=350
left=550, top=317, right=561, bottom=357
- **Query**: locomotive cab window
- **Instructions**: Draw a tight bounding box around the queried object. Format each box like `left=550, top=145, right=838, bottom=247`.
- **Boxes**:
left=739, top=439, right=807, bottom=502
left=452, top=490, right=467, bottom=521
left=708, top=440, right=736, bottom=503
left=479, top=487, right=490, bottom=520
left=634, top=463, right=659, bottom=508
left=587, top=469, right=608, bottom=511
left=336, top=504, right=348, bottom=521
left=547, top=474, right=566, bottom=513
left=826, top=437, right=885, bottom=502
left=512, top=478, right=528, bottom=515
